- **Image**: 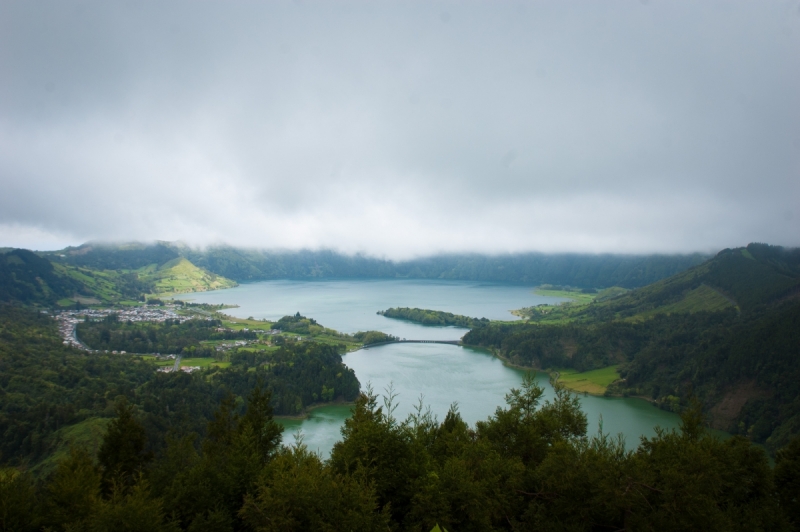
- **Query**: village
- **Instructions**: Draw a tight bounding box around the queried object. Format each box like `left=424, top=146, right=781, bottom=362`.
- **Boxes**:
left=53, top=305, right=193, bottom=351
left=50, top=305, right=284, bottom=375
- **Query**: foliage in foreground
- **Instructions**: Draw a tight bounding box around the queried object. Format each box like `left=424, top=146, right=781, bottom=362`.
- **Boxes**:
left=3, top=375, right=799, bottom=531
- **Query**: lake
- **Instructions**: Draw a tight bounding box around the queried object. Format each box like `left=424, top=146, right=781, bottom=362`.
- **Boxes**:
left=183, top=279, right=682, bottom=457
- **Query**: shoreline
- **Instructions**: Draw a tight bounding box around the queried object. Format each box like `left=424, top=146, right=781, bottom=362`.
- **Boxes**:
left=275, top=399, right=355, bottom=420
left=474, top=345, right=661, bottom=405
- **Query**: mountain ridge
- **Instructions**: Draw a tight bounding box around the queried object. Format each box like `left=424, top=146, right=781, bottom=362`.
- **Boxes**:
left=43, top=241, right=710, bottom=289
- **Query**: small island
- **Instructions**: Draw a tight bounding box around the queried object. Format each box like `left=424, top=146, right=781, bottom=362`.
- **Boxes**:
left=378, top=307, right=489, bottom=328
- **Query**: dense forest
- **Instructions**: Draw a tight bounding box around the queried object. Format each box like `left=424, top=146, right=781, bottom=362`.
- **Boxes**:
left=464, top=244, right=800, bottom=453
left=0, top=305, right=359, bottom=474
left=380, top=307, right=490, bottom=328
left=3, top=372, right=799, bottom=531
left=0, top=248, right=153, bottom=306
left=0, top=249, right=85, bottom=304
left=45, top=241, right=707, bottom=288
left=76, top=316, right=256, bottom=356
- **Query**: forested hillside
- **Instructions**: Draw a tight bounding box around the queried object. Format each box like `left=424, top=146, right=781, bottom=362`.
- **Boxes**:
left=48, top=242, right=180, bottom=270
left=47, top=241, right=707, bottom=288
left=182, top=246, right=710, bottom=287
left=1, top=245, right=236, bottom=306
left=464, top=244, right=800, bottom=452
left=0, top=305, right=359, bottom=475
left=0, top=249, right=86, bottom=305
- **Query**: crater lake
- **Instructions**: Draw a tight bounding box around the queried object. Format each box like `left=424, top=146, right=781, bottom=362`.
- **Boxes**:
left=181, top=279, right=682, bottom=457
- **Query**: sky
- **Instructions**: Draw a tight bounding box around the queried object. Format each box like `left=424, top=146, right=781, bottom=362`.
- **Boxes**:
left=1, top=1, right=798, bottom=258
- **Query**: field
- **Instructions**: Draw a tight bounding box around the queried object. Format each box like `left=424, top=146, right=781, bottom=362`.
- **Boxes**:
left=509, top=285, right=600, bottom=323
left=181, top=357, right=231, bottom=369
left=532, top=287, right=598, bottom=304
left=146, top=355, right=231, bottom=369
left=555, top=365, right=620, bottom=395
left=641, top=284, right=735, bottom=315
left=142, top=258, right=238, bottom=296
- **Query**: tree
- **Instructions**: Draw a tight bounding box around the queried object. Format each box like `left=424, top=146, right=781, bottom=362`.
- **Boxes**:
left=240, top=444, right=390, bottom=531
left=87, top=478, right=178, bottom=532
left=775, top=437, right=800, bottom=530
left=98, top=398, right=151, bottom=491
left=238, top=383, right=283, bottom=465
left=44, top=447, right=102, bottom=530
left=0, top=468, right=38, bottom=532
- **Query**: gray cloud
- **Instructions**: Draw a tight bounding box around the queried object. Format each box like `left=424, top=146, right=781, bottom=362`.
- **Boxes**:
left=1, top=0, right=798, bottom=257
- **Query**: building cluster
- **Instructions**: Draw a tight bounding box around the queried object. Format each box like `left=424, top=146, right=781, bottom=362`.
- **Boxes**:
left=157, top=365, right=201, bottom=374
left=51, top=306, right=271, bottom=374
left=54, top=306, right=195, bottom=350
left=215, top=340, right=251, bottom=351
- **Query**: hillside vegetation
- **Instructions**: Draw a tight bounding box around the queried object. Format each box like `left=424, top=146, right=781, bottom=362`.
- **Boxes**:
left=464, top=243, right=800, bottom=452
left=0, top=249, right=86, bottom=305
left=138, top=257, right=237, bottom=296
left=379, top=307, right=490, bottom=328
left=1, top=246, right=236, bottom=306
left=48, top=241, right=708, bottom=288
left=0, top=305, right=359, bottom=476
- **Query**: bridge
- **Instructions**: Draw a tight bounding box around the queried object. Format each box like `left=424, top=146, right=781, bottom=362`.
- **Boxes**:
left=359, top=339, right=462, bottom=349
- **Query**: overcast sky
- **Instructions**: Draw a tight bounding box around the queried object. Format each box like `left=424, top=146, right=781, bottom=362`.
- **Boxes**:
left=1, top=1, right=798, bottom=257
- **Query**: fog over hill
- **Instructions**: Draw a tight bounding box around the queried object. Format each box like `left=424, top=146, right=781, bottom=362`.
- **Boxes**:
left=44, top=241, right=709, bottom=288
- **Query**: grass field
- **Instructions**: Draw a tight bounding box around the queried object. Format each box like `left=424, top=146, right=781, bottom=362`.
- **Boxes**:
left=650, top=284, right=735, bottom=314
left=144, top=258, right=237, bottom=296
left=219, top=315, right=365, bottom=350
left=148, top=356, right=231, bottom=369
left=510, top=286, right=599, bottom=323
left=180, top=357, right=225, bottom=368
left=220, top=316, right=273, bottom=330
left=555, top=365, right=620, bottom=395
left=31, top=417, right=110, bottom=477
left=533, top=287, right=598, bottom=304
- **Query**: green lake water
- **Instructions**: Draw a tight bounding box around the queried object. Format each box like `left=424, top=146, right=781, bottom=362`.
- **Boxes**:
left=183, top=279, right=683, bottom=457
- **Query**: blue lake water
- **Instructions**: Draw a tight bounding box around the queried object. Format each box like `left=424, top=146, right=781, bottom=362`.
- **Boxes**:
left=182, top=279, right=682, bottom=457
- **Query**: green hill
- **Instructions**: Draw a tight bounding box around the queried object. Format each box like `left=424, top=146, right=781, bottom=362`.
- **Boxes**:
left=46, top=240, right=708, bottom=288
left=0, top=249, right=87, bottom=305
left=591, top=243, right=800, bottom=317
left=46, top=241, right=180, bottom=270
left=1, top=247, right=236, bottom=306
left=464, top=243, right=800, bottom=452
left=139, top=257, right=237, bottom=296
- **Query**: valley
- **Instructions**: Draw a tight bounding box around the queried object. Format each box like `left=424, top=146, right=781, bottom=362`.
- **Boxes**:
left=1, top=242, right=799, bottom=530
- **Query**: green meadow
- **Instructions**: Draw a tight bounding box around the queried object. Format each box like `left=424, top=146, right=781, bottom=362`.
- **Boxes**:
left=144, top=258, right=237, bottom=296
left=146, top=356, right=231, bottom=369
left=555, top=365, right=621, bottom=395
left=532, top=286, right=598, bottom=304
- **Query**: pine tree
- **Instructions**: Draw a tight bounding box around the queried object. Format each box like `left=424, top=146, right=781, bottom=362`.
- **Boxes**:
left=97, top=398, right=151, bottom=491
